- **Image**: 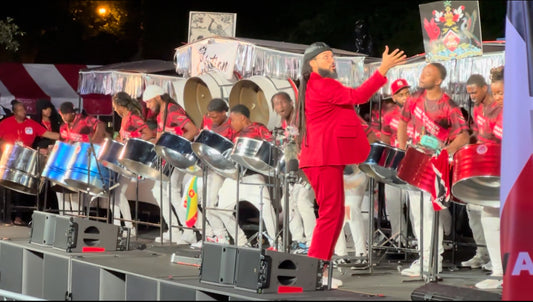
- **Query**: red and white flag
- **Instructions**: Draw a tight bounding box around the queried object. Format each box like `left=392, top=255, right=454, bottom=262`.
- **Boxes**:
left=501, top=1, right=533, bottom=300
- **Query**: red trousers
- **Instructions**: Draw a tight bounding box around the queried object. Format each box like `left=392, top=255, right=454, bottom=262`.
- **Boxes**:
left=303, top=165, right=345, bottom=261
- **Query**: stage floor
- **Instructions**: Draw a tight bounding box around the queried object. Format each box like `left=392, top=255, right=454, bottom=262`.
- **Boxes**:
left=0, top=222, right=503, bottom=301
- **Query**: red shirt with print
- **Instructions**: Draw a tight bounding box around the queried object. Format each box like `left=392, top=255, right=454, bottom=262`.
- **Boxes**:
left=0, top=116, right=47, bottom=147
left=472, top=97, right=502, bottom=144
left=233, top=122, right=272, bottom=143
left=401, top=91, right=468, bottom=147
left=382, top=104, right=415, bottom=147
left=60, top=114, right=102, bottom=143
left=120, top=111, right=149, bottom=141
left=493, top=111, right=503, bottom=141
left=157, top=103, right=190, bottom=136
left=201, top=115, right=235, bottom=141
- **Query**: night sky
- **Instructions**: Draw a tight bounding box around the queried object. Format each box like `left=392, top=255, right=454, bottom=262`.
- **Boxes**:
left=1, top=0, right=507, bottom=64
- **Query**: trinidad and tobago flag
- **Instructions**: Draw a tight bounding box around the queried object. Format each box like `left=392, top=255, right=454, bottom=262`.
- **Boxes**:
left=501, top=1, right=533, bottom=300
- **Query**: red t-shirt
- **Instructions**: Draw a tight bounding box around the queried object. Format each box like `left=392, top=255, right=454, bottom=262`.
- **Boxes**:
left=0, top=116, right=47, bottom=147
left=120, top=111, right=149, bottom=141
left=401, top=91, right=468, bottom=147
left=472, top=98, right=502, bottom=144
left=493, top=111, right=503, bottom=140
left=381, top=104, right=415, bottom=147
left=157, top=103, right=190, bottom=136
left=60, top=114, right=102, bottom=143
left=233, top=122, right=272, bottom=143
left=201, top=115, right=235, bottom=141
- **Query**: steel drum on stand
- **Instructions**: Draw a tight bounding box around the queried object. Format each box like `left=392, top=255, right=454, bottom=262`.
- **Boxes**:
left=396, top=146, right=436, bottom=194
left=155, top=132, right=202, bottom=176
left=230, top=137, right=283, bottom=177
left=41, top=141, right=80, bottom=193
left=97, top=138, right=135, bottom=178
left=359, top=141, right=409, bottom=188
left=118, top=138, right=170, bottom=181
left=191, top=129, right=238, bottom=179
left=451, top=143, right=500, bottom=208
left=0, top=143, right=45, bottom=195
left=64, top=142, right=113, bottom=195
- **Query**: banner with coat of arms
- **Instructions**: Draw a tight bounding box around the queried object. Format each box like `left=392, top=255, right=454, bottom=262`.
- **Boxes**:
left=419, top=0, right=483, bottom=62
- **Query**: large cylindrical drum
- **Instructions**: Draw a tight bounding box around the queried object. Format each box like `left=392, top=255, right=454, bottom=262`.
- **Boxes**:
left=359, top=142, right=407, bottom=187
left=119, top=138, right=169, bottom=181
left=397, top=146, right=435, bottom=194
left=229, top=76, right=296, bottom=130
left=0, top=143, right=45, bottom=195
left=183, top=70, right=235, bottom=127
left=41, top=141, right=79, bottom=193
left=452, top=143, right=500, bottom=208
left=64, top=142, right=112, bottom=195
left=97, top=138, right=134, bottom=178
left=230, top=137, right=283, bottom=177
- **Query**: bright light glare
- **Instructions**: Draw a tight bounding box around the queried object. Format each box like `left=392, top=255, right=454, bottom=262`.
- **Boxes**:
left=97, top=6, right=108, bottom=16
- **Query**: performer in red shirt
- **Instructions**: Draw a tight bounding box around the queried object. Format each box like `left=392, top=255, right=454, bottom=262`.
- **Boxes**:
left=142, top=85, right=200, bottom=244
left=0, top=100, right=60, bottom=225
left=271, top=91, right=316, bottom=253
left=58, top=101, right=107, bottom=145
left=210, top=104, right=279, bottom=248
left=191, top=98, right=235, bottom=247
left=295, top=42, right=406, bottom=288
left=396, top=63, right=469, bottom=277
left=111, top=92, right=156, bottom=236
left=467, top=67, right=504, bottom=289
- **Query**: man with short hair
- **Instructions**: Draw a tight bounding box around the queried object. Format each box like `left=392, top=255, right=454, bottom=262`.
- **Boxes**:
left=209, top=104, right=278, bottom=247
left=58, top=101, right=107, bottom=144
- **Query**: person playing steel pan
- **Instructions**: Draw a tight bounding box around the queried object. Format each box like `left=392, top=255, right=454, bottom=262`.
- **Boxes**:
left=208, top=104, right=279, bottom=248
left=396, top=63, right=469, bottom=277
left=110, top=92, right=156, bottom=237
left=189, top=98, right=235, bottom=248
left=271, top=91, right=316, bottom=254
left=380, top=79, right=415, bottom=249
left=0, top=100, right=60, bottom=225
left=295, top=42, right=406, bottom=289
left=142, top=85, right=200, bottom=244
left=58, top=101, right=108, bottom=145
left=466, top=67, right=504, bottom=290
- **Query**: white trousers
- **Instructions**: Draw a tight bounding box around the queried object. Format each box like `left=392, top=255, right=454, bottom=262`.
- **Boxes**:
left=466, top=204, right=488, bottom=258
left=210, top=173, right=277, bottom=246
left=481, top=206, right=502, bottom=276
left=335, top=171, right=369, bottom=257
left=280, top=182, right=316, bottom=245
left=384, top=184, right=409, bottom=244
left=111, top=175, right=134, bottom=228
left=407, top=190, right=444, bottom=269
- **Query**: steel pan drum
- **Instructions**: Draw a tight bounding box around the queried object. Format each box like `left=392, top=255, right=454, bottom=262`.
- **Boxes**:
left=359, top=142, right=408, bottom=187
left=397, top=146, right=435, bottom=194
left=64, top=142, right=113, bottom=195
left=192, top=129, right=238, bottom=179
left=230, top=137, right=283, bottom=177
left=0, top=143, right=45, bottom=195
left=119, top=138, right=169, bottom=181
left=97, top=138, right=135, bottom=178
left=155, top=132, right=202, bottom=176
left=41, top=141, right=79, bottom=193
left=452, top=143, right=500, bottom=208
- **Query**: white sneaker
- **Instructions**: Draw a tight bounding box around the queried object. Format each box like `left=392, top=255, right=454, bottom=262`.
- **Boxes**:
left=154, top=231, right=185, bottom=244
left=190, top=241, right=203, bottom=249
left=475, top=278, right=502, bottom=289
left=322, top=276, right=343, bottom=289
left=400, top=259, right=442, bottom=277
left=482, top=261, right=493, bottom=271
left=461, top=255, right=489, bottom=269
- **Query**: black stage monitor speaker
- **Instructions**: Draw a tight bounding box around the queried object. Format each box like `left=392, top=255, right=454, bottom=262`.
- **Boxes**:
left=52, top=215, right=120, bottom=253
left=30, top=211, right=120, bottom=253
left=234, top=246, right=323, bottom=294
left=199, top=242, right=238, bottom=286
left=411, top=283, right=502, bottom=301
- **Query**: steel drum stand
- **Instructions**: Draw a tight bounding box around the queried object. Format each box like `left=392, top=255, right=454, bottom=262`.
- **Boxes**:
left=281, top=171, right=297, bottom=253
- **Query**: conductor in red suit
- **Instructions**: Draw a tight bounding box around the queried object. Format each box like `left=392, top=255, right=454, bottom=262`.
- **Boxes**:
left=296, top=42, right=406, bottom=286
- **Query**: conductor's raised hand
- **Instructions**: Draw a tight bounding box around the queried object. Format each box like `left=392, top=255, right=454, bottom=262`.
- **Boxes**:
left=377, top=45, right=407, bottom=76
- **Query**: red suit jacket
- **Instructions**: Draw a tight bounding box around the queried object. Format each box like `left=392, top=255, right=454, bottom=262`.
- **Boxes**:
left=300, top=71, right=387, bottom=168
